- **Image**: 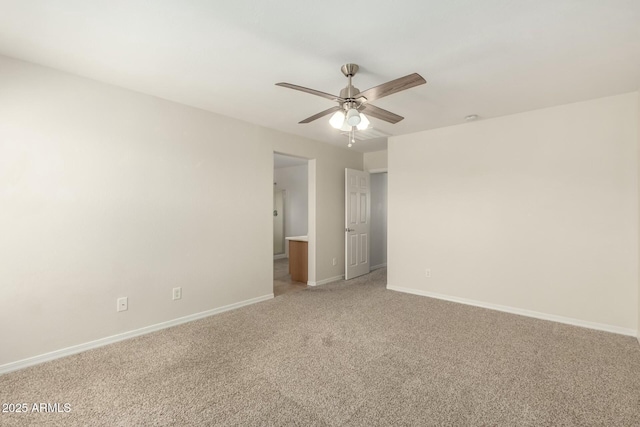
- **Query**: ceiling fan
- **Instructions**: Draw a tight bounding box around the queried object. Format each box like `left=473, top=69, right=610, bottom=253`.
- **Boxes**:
left=276, top=64, right=426, bottom=146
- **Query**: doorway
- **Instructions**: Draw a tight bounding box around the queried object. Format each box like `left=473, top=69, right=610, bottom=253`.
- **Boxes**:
left=344, top=169, right=387, bottom=280
left=369, top=172, right=387, bottom=270
left=273, top=152, right=311, bottom=296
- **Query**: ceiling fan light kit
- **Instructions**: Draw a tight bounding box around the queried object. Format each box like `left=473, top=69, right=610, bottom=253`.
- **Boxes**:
left=276, top=63, right=426, bottom=147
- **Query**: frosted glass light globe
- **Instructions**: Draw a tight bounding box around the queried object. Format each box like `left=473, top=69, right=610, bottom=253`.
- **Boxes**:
left=346, top=108, right=361, bottom=126
left=356, top=113, right=370, bottom=130
left=329, top=111, right=345, bottom=129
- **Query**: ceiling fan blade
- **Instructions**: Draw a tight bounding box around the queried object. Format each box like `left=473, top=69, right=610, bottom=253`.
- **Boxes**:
left=360, top=104, right=404, bottom=124
left=276, top=83, right=344, bottom=102
left=299, top=106, right=341, bottom=124
left=357, top=73, right=426, bottom=103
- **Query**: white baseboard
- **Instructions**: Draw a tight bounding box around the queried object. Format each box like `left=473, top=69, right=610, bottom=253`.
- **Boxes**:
left=386, top=285, right=637, bottom=337
left=371, top=263, right=387, bottom=271
left=273, top=253, right=287, bottom=260
left=0, top=293, right=274, bottom=376
left=308, top=275, right=344, bottom=286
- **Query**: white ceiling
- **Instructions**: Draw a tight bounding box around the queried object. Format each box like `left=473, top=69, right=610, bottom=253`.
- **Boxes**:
left=1, top=1, right=639, bottom=153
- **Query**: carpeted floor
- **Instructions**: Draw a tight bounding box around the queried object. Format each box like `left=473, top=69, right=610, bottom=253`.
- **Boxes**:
left=1, top=268, right=640, bottom=426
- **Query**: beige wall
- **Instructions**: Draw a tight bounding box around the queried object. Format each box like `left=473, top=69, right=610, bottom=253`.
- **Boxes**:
left=364, top=150, right=388, bottom=171
left=0, top=55, right=361, bottom=367
left=389, top=93, right=639, bottom=334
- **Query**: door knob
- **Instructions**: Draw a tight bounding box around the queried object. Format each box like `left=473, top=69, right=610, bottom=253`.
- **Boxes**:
left=345, top=228, right=354, bottom=232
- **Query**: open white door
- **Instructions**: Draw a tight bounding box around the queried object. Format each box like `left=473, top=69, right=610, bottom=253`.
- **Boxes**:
left=345, top=168, right=370, bottom=280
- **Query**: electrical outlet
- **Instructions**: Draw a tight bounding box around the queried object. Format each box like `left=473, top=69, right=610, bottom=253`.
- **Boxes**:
left=117, top=297, right=128, bottom=312
left=173, top=287, right=182, bottom=300
left=332, top=257, right=337, bottom=266
left=425, top=269, right=431, bottom=278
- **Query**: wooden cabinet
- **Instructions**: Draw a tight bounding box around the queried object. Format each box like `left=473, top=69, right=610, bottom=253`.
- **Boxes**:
left=288, top=240, right=308, bottom=283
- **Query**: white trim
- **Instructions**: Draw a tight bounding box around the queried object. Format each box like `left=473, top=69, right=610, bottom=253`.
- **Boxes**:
left=273, top=253, right=287, bottom=260
left=307, top=159, right=316, bottom=285
left=0, top=294, right=274, bottom=375
left=308, top=275, right=344, bottom=287
left=386, top=285, right=637, bottom=337
left=367, top=168, right=388, bottom=174
left=371, top=263, right=387, bottom=271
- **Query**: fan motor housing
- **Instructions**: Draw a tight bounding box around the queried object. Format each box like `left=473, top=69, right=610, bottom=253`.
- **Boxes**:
left=339, top=86, right=361, bottom=102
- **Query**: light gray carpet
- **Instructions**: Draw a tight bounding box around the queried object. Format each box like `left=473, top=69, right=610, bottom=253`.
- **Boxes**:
left=2, top=268, right=640, bottom=426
